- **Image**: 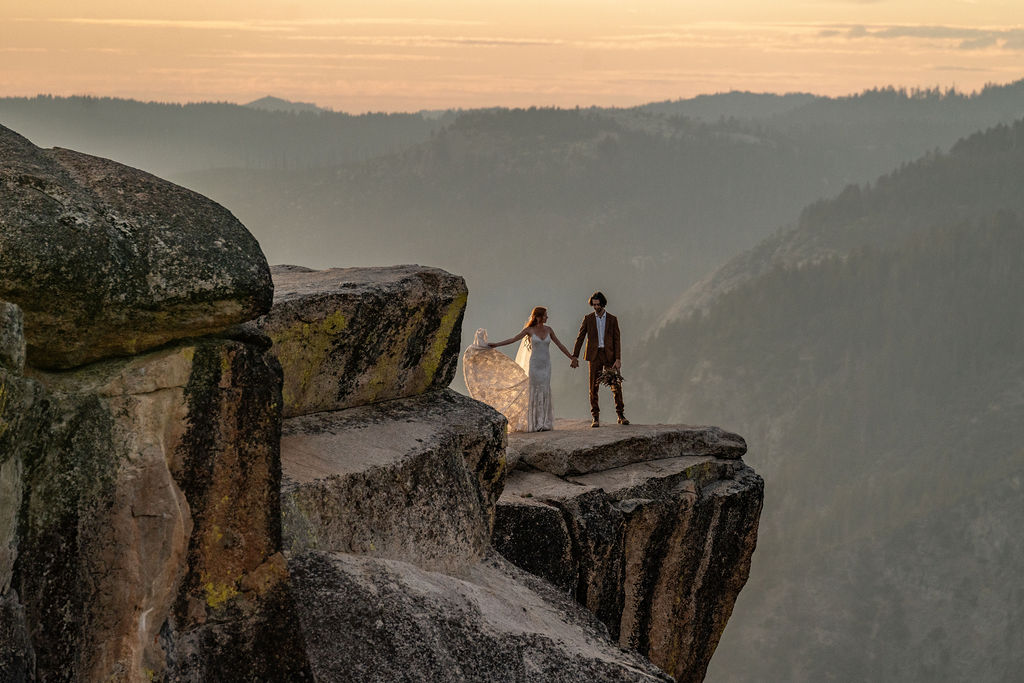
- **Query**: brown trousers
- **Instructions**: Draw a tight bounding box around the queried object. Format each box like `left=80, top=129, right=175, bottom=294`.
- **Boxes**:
left=588, top=347, right=625, bottom=419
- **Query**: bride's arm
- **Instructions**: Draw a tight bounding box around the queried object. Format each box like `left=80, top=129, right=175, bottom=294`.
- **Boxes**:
left=489, top=329, right=528, bottom=348
left=549, top=328, right=574, bottom=359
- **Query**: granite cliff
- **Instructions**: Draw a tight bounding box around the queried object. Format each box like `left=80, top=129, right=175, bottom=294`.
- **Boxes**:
left=0, top=124, right=762, bottom=681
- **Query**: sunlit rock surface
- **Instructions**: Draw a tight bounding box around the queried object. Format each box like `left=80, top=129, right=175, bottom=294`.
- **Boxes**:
left=494, top=420, right=764, bottom=682
left=507, top=419, right=747, bottom=475
left=2, top=336, right=310, bottom=681
left=281, top=389, right=507, bottom=572
left=245, top=264, right=467, bottom=417
left=289, top=549, right=673, bottom=682
left=0, top=125, right=272, bottom=369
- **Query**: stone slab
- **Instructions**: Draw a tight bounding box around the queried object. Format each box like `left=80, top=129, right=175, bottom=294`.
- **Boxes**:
left=288, top=549, right=672, bottom=682
left=281, top=389, right=506, bottom=573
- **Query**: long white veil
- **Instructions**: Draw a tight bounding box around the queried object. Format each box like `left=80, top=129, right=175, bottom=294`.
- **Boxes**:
left=462, top=329, right=530, bottom=432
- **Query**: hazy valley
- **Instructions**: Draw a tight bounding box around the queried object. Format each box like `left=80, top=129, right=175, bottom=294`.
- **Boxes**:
left=3, top=81, right=1024, bottom=680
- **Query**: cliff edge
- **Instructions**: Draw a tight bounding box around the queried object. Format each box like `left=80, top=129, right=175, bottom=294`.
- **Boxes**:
left=496, top=421, right=763, bottom=682
left=0, top=127, right=762, bottom=681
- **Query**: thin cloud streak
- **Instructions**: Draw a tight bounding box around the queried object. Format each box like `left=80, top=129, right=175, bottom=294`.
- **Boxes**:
left=621, top=21, right=1024, bottom=52
left=202, top=50, right=441, bottom=62
left=827, top=23, right=1024, bottom=50
left=286, top=35, right=563, bottom=48
left=29, top=16, right=487, bottom=32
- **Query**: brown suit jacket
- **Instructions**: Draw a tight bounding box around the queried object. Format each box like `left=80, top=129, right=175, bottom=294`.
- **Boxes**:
left=573, top=312, right=620, bottom=362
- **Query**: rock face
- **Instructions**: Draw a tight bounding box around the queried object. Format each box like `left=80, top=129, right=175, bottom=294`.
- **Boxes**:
left=0, top=304, right=43, bottom=682
left=0, top=303, right=25, bottom=372
left=289, top=549, right=673, bottom=682
left=244, top=265, right=467, bottom=417
left=0, top=127, right=763, bottom=680
left=0, top=125, right=272, bottom=369
left=275, top=346, right=677, bottom=680
left=281, top=389, right=507, bottom=572
left=494, top=421, right=764, bottom=682
left=3, top=334, right=310, bottom=681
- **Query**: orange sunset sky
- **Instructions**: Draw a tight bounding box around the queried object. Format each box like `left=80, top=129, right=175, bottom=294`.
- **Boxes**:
left=2, top=1, right=1022, bottom=112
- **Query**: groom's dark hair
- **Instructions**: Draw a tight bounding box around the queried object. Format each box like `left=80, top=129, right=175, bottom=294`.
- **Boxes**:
left=590, top=291, right=607, bottom=307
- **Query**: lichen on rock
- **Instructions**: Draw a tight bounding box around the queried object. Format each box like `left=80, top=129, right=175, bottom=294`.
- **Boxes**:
left=0, top=303, right=25, bottom=373
left=245, top=265, right=468, bottom=417
left=5, top=338, right=310, bottom=681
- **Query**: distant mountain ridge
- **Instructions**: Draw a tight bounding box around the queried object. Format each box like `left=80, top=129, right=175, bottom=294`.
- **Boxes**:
left=634, top=91, right=819, bottom=121
left=245, top=95, right=327, bottom=114
left=0, top=95, right=449, bottom=177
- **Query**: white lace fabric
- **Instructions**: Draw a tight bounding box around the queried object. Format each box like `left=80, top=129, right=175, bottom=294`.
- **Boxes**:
left=463, top=328, right=552, bottom=432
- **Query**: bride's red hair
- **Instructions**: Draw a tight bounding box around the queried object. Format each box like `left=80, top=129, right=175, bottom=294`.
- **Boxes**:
left=525, top=306, right=547, bottom=328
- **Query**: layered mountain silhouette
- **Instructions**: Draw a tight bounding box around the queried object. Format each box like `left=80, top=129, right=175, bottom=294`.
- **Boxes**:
left=3, top=84, right=1024, bottom=678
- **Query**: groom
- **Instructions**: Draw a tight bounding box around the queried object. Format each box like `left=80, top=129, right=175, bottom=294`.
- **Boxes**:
left=570, top=291, right=628, bottom=428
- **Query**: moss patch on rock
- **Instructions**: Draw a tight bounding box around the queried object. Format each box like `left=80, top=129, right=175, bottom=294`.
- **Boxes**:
left=246, top=265, right=468, bottom=417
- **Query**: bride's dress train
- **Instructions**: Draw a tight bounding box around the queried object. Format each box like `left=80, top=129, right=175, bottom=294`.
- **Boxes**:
left=463, top=329, right=553, bottom=432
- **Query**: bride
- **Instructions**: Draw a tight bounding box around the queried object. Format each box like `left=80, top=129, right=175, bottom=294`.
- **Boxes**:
left=462, top=306, right=574, bottom=432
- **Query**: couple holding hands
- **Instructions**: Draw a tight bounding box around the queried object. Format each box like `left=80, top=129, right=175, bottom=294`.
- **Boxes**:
left=463, top=291, right=628, bottom=432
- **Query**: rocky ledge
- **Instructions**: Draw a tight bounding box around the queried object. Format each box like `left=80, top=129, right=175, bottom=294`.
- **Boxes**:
left=495, top=421, right=764, bottom=682
left=289, top=550, right=672, bottom=682
left=1, top=124, right=763, bottom=681
left=275, top=386, right=675, bottom=680
left=507, top=418, right=747, bottom=475
left=280, top=389, right=507, bottom=573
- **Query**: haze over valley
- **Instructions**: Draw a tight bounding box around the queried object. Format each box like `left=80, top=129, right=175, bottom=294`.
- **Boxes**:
left=3, top=78, right=1023, bottom=680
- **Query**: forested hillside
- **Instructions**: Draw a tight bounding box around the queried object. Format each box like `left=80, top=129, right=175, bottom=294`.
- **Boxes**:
left=661, top=116, right=1024, bottom=325
left=636, top=119, right=1024, bottom=681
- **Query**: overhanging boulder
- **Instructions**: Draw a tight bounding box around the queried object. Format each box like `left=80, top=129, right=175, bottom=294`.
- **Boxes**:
left=0, top=125, right=272, bottom=369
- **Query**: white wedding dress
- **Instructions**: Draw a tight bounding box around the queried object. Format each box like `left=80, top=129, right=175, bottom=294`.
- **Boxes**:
left=463, top=329, right=554, bottom=432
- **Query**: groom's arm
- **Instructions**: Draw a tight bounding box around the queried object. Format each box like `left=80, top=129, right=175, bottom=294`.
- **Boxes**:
left=572, top=317, right=587, bottom=359
left=611, top=317, right=621, bottom=361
